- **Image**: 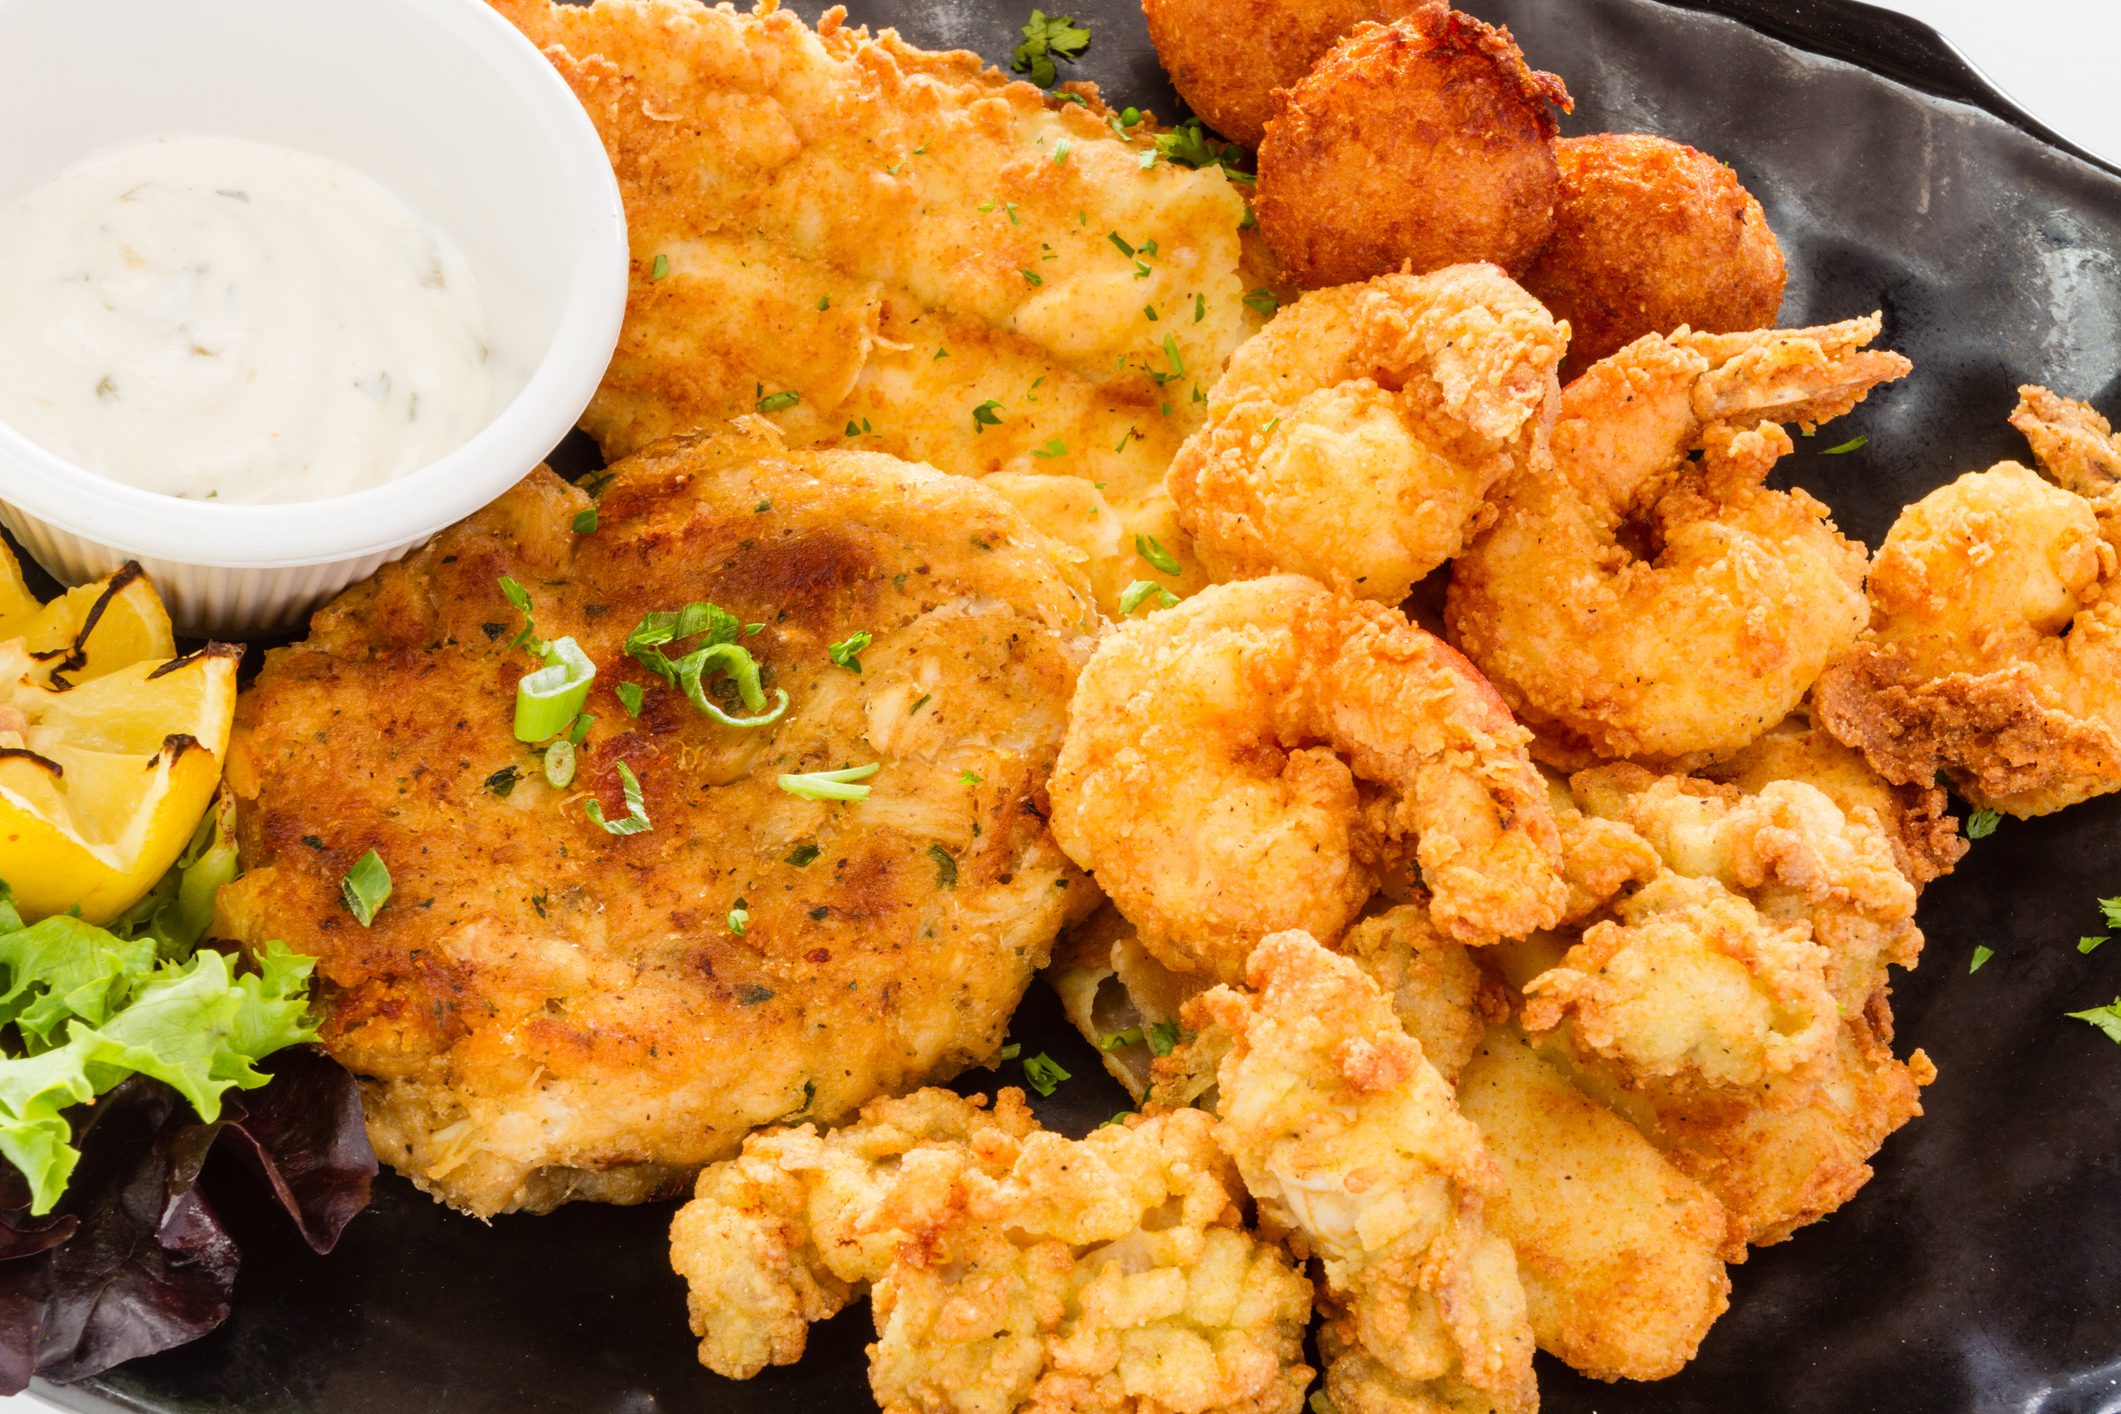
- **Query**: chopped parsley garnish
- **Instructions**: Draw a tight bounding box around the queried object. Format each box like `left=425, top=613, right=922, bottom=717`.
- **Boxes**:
left=1118, top=580, right=1178, bottom=615
left=1193, top=293, right=1206, bottom=323
left=1966, top=808, right=2000, bottom=839
left=1009, top=9, right=1091, bottom=88
left=1054, top=140, right=1070, bottom=165
left=1147, top=1019, right=1181, bottom=1056
left=1021, top=1051, right=1070, bottom=1096
left=786, top=843, right=822, bottom=867
left=1242, top=288, right=1280, bottom=317
left=817, top=295, right=830, bottom=311
left=572, top=507, right=599, bottom=535
left=1018, top=267, right=1043, bottom=287
left=1152, top=119, right=1254, bottom=182
left=340, top=849, right=392, bottom=927
left=1114, top=427, right=1137, bottom=454
left=827, top=631, right=873, bottom=674
left=908, top=693, right=931, bottom=715
left=959, top=770, right=984, bottom=785
left=1030, top=437, right=1068, bottom=459
left=483, top=765, right=520, bottom=798
left=649, top=253, right=670, bottom=282
left=1969, top=945, right=1993, bottom=973
left=2067, top=998, right=2121, bottom=1043
left=728, top=900, right=749, bottom=935
left=778, top=763, right=880, bottom=802
left=845, top=418, right=874, bottom=438
left=756, top=389, right=801, bottom=414
left=972, top=399, right=1004, bottom=431
left=616, top=681, right=644, bottom=717
left=1822, top=434, right=1869, bottom=455
left=1143, top=304, right=1160, bottom=322
left=1134, top=534, right=1182, bottom=576
left=928, top=843, right=958, bottom=889
left=625, top=603, right=788, bottom=729
left=584, top=761, right=652, bottom=835
left=1099, top=1112, right=1135, bottom=1128
left=1161, top=334, right=1185, bottom=379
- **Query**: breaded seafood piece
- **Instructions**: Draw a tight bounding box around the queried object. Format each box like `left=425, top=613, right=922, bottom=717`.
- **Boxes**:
left=1454, top=1027, right=1738, bottom=1383
left=1044, top=904, right=1215, bottom=1099
left=1703, top=712, right=1966, bottom=891
left=219, top=430, right=1099, bottom=1216
left=865, top=1106, right=1316, bottom=1414
left=1050, top=575, right=1567, bottom=983
left=1168, top=265, right=1567, bottom=605
left=1522, top=134, right=1788, bottom=378
left=1336, top=903, right=1490, bottom=1088
left=1446, top=318, right=1908, bottom=767
left=1141, top=0, right=1439, bottom=150
left=671, top=1088, right=1039, bottom=1378
left=1255, top=13, right=1571, bottom=288
left=1522, top=873, right=1839, bottom=1109
left=493, top=0, right=1250, bottom=610
left=1814, top=387, right=2121, bottom=816
left=1187, top=932, right=1536, bottom=1414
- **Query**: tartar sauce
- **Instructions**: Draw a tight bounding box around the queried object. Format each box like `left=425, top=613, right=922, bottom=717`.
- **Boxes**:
left=0, top=134, right=498, bottom=502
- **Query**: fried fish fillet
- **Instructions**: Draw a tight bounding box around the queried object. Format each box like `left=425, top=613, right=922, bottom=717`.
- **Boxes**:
left=492, top=0, right=1256, bottom=607
left=218, top=428, right=1099, bottom=1216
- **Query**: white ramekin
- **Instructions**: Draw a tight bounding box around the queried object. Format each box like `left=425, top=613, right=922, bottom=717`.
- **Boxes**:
left=0, top=0, right=626, bottom=640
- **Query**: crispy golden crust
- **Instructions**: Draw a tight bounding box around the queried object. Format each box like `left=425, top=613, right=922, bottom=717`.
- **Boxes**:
left=490, top=0, right=1251, bottom=611
left=219, top=431, right=1099, bottom=1216
left=1140, top=0, right=1440, bottom=149
left=1522, top=134, right=1788, bottom=379
left=1254, top=14, right=1571, bottom=289
left=1049, top=576, right=1566, bottom=983
left=1167, top=264, right=1566, bottom=604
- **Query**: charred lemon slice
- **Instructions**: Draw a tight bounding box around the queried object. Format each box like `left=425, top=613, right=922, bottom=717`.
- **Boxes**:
left=0, top=642, right=238, bottom=922
left=20, top=564, right=177, bottom=688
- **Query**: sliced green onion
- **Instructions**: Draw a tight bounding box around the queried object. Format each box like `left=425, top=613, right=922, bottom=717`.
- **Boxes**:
left=927, top=843, right=957, bottom=889
left=828, top=631, right=872, bottom=674
left=341, top=849, right=392, bottom=927
left=757, top=389, right=801, bottom=413
left=1134, top=534, right=1182, bottom=577
left=1969, top=945, right=1993, bottom=973
left=1021, top=1052, right=1070, bottom=1097
left=543, top=739, right=577, bottom=788
left=572, top=507, right=599, bottom=535
left=998, top=1042, right=1021, bottom=1061
left=649, top=253, right=670, bottom=281
left=1117, top=580, right=1178, bottom=615
left=1821, top=434, right=1868, bottom=455
left=585, top=761, right=652, bottom=835
left=627, top=603, right=789, bottom=729
left=728, top=900, right=749, bottom=935
left=514, top=636, right=597, bottom=743
left=778, top=763, right=879, bottom=802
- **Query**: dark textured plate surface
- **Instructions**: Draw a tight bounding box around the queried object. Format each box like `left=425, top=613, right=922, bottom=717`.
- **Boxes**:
left=51, top=0, right=2121, bottom=1410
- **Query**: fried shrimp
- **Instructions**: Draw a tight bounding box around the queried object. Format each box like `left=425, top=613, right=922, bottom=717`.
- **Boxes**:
left=1814, top=387, right=2121, bottom=816
left=1522, top=134, right=1788, bottom=378
left=670, top=1090, right=1317, bottom=1412
left=1445, top=317, right=1910, bottom=766
left=1049, top=575, right=1568, bottom=982
left=1188, top=932, right=1536, bottom=1414
left=1254, top=14, right=1571, bottom=289
left=1167, top=265, right=1567, bottom=604
left=1140, top=0, right=1438, bottom=150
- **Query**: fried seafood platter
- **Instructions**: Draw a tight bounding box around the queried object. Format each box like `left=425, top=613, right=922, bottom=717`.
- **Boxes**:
left=73, top=0, right=2121, bottom=1412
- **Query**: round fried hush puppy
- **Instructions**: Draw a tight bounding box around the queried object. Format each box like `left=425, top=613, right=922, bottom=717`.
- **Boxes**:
left=1814, top=388, right=2121, bottom=816
left=1254, top=15, right=1572, bottom=289
left=1168, top=264, right=1567, bottom=603
left=1141, top=0, right=1441, bottom=150
left=1523, top=134, right=1788, bottom=378
left=1049, top=575, right=1568, bottom=984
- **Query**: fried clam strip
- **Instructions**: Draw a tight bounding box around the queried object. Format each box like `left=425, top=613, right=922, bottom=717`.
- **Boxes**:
left=1814, top=386, right=2121, bottom=816
left=1176, top=931, right=1537, bottom=1414
left=1502, top=763, right=1933, bottom=1246
left=1168, top=264, right=1567, bottom=605
left=1445, top=316, right=1909, bottom=768
left=218, top=430, right=1099, bottom=1216
left=492, top=0, right=1253, bottom=608
left=1049, top=575, right=1567, bottom=984
left=670, top=1089, right=1317, bottom=1413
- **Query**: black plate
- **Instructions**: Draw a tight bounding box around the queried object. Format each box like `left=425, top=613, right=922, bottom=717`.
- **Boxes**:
left=48, top=0, right=2121, bottom=1410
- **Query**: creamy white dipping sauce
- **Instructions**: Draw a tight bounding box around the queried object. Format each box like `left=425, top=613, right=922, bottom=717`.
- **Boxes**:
left=0, top=134, right=498, bottom=502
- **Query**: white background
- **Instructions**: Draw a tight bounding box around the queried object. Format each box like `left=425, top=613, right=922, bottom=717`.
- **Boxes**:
left=3, top=1, right=2115, bottom=1411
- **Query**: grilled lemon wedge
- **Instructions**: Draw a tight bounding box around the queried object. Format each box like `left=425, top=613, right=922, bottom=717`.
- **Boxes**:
left=0, top=552, right=231, bottom=922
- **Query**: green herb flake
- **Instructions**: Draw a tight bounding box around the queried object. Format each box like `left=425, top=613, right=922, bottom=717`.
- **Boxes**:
left=1054, top=140, right=1070, bottom=164
left=927, top=843, right=958, bottom=890
left=483, top=765, right=520, bottom=799
left=1242, top=288, right=1280, bottom=317
left=649, top=253, right=670, bottom=282
left=908, top=693, right=932, bottom=716
left=1107, top=231, right=1135, bottom=258
left=999, top=1042, right=1022, bottom=1061
left=2080, top=935, right=2109, bottom=955
left=615, top=681, right=645, bottom=717
left=543, top=739, right=577, bottom=789
left=728, top=900, right=750, bottom=935
left=1021, top=1051, right=1071, bottom=1096
left=1970, top=945, right=1993, bottom=974
left=341, top=849, right=392, bottom=927
left=1019, top=267, right=1044, bottom=287
left=1099, top=1111, right=1136, bottom=1128
left=786, top=843, right=823, bottom=868
left=757, top=389, right=801, bottom=414
left=817, top=295, right=830, bottom=311
left=1030, top=437, right=1068, bottom=459
left=972, top=399, right=1005, bottom=431
left=1822, top=434, right=1869, bottom=455
left=2100, top=896, right=2121, bottom=930
left=1193, top=293, right=1206, bottom=323
left=1134, top=533, right=1182, bottom=576
left=959, top=769, right=984, bottom=785
left=584, top=761, right=652, bottom=835
left=1966, top=808, right=2000, bottom=839
left=2067, top=998, right=2121, bottom=1043
left=572, top=507, right=599, bottom=535
left=1147, top=1019, right=1182, bottom=1056
left=828, top=631, right=873, bottom=674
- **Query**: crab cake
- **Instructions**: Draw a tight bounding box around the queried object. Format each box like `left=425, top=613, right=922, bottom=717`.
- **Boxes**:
left=217, top=426, right=1100, bottom=1217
